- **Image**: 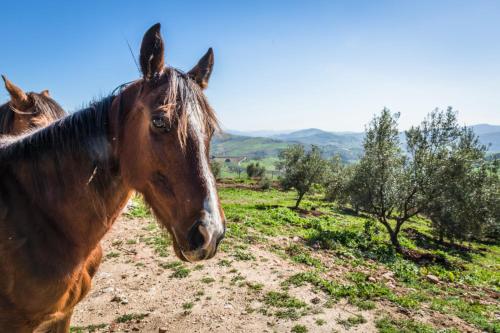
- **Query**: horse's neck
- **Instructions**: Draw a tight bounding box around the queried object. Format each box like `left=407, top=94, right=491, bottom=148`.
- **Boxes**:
left=1, top=106, right=132, bottom=271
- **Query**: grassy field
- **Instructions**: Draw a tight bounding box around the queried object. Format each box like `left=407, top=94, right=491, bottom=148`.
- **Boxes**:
left=218, top=185, right=499, bottom=332
left=72, top=182, right=499, bottom=333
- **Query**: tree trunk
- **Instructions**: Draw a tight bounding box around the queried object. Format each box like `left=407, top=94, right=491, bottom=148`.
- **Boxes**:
left=295, top=192, right=305, bottom=209
left=379, top=217, right=403, bottom=252
left=389, top=230, right=402, bottom=252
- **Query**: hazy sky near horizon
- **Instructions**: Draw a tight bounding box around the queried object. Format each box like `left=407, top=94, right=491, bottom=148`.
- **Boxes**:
left=1, top=0, right=499, bottom=132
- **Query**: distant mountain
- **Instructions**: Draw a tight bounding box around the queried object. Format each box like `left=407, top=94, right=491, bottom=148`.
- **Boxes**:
left=471, top=124, right=500, bottom=135
left=212, top=124, right=500, bottom=163
left=212, top=129, right=364, bottom=162
left=479, top=132, right=500, bottom=152
left=272, top=128, right=364, bottom=147
left=211, top=133, right=290, bottom=158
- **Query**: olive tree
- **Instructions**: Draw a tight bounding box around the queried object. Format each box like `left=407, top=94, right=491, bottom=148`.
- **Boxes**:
left=323, top=155, right=354, bottom=205
left=347, top=109, right=413, bottom=250
left=407, top=109, right=500, bottom=242
left=350, top=107, right=499, bottom=250
left=277, top=145, right=327, bottom=208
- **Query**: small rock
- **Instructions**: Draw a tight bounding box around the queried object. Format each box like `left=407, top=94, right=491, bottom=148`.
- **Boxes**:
left=292, top=236, right=301, bottom=242
left=310, top=297, right=321, bottom=304
left=111, top=294, right=129, bottom=304
left=398, top=307, right=411, bottom=315
left=426, top=274, right=440, bottom=284
left=110, top=295, right=121, bottom=302
left=367, top=276, right=377, bottom=283
left=224, top=303, right=233, bottom=309
left=159, top=328, right=168, bottom=333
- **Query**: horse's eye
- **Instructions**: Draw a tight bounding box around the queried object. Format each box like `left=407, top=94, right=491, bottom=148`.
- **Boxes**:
left=151, top=116, right=170, bottom=131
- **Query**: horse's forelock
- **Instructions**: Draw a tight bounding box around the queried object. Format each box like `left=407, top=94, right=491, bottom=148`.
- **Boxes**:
left=157, top=67, right=219, bottom=149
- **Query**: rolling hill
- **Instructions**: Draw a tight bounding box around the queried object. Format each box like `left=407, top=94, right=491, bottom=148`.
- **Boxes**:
left=212, top=124, right=500, bottom=163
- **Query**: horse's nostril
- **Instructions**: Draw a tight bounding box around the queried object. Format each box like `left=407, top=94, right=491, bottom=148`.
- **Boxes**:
left=187, top=220, right=205, bottom=251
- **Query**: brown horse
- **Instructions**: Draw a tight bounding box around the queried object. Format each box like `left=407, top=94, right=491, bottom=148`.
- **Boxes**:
left=0, top=23, right=225, bottom=332
left=0, top=75, right=66, bottom=135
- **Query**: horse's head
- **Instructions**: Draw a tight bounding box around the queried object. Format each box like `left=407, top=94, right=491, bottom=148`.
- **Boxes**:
left=1, top=75, right=66, bottom=135
left=117, top=24, right=225, bottom=262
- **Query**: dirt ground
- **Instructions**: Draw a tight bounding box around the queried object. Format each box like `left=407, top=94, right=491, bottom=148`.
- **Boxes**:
left=72, top=216, right=382, bottom=333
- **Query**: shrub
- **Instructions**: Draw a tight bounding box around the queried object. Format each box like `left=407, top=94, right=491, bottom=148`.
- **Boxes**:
left=246, top=162, right=266, bottom=178
left=210, top=160, right=222, bottom=179
left=258, top=177, right=272, bottom=190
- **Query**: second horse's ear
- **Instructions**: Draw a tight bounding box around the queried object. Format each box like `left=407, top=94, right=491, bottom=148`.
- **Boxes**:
left=2, top=75, right=30, bottom=109
left=188, top=48, right=214, bottom=89
left=140, top=23, right=165, bottom=80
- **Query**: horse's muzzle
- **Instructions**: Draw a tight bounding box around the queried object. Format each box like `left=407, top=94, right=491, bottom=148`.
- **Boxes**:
left=182, top=219, right=225, bottom=262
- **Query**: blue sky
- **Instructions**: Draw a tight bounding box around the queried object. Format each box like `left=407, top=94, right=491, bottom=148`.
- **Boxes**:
left=1, top=0, right=499, bottom=131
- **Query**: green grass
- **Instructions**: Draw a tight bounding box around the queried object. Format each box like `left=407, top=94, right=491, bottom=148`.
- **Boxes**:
left=337, top=314, right=366, bottom=329
left=120, top=187, right=499, bottom=332
left=159, top=261, right=183, bottom=269
left=263, top=291, right=306, bottom=308
left=70, top=324, right=107, bottom=333
left=105, top=251, right=120, bottom=259
left=215, top=185, right=499, bottom=332
left=125, top=194, right=152, bottom=218
left=115, top=313, right=148, bottom=323
left=201, top=277, right=216, bottom=284
left=182, top=302, right=194, bottom=310
left=141, top=223, right=172, bottom=257
left=315, top=318, right=326, bottom=326
left=290, top=324, right=308, bottom=333
left=375, top=316, right=460, bottom=333
left=170, top=266, right=190, bottom=278
left=246, top=281, right=264, bottom=291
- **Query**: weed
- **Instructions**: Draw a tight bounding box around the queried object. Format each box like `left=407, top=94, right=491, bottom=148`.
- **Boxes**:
left=201, top=277, right=216, bottom=284
left=291, top=324, right=308, bottom=333
left=170, top=266, right=190, bottom=278
left=337, top=315, right=366, bottom=329
left=246, top=282, right=264, bottom=291
left=105, top=252, right=120, bottom=259
left=263, top=291, right=306, bottom=308
left=315, top=318, right=326, bottom=326
left=232, top=249, right=256, bottom=261
left=182, top=302, right=194, bottom=310
left=218, top=259, right=232, bottom=267
left=375, top=316, right=460, bottom=333
left=159, top=261, right=182, bottom=269
left=70, top=324, right=107, bottom=333
left=115, top=313, right=148, bottom=323
left=125, top=195, right=151, bottom=218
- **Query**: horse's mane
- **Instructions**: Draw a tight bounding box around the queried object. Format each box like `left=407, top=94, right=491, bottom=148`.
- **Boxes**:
left=0, top=67, right=219, bottom=172
left=0, top=95, right=114, bottom=163
left=0, top=93, right=66, bottom=134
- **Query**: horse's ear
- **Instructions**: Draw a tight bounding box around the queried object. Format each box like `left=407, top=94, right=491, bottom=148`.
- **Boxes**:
left=2, top=75, right=30, bottom=109
left=188, top=48, right=214, bottom=89
left=40, top=89, right=50, bottom=97
left=140, top=23, right=165, bottom=80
